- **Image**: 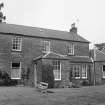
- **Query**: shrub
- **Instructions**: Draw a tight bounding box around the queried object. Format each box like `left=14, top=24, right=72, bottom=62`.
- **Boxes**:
left=81, top=80, right=90, bottom=86
left=0, top=70, right=18, bottom=86
left=42, top=64, right=54, bottom=88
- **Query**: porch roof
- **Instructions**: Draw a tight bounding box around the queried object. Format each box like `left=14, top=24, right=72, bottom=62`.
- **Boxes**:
left=33, top=52, right=92, bottom=63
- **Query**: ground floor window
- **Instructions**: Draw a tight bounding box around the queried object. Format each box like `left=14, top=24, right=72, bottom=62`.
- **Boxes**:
left=11, top=62, right=21, bottom=79
left=102, top=65, right=105, bottom=78
left=53, top=60, right=61, bottom=80
left=81, top=65, right=87, bottom=78
left=73, top=66, right=80, bottom=79
left=70, top=64, right=88, bottom=79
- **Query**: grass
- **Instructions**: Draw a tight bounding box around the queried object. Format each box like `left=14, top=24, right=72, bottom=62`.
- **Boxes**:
left=0, top=85, right=105, bottom=105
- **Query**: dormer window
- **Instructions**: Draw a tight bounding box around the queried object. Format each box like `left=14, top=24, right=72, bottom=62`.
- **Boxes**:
left=42, top=40, right=50, bottom=53
left=66, top=43, right=74, bottom=55
left=12, top=37, right=22, bottom=51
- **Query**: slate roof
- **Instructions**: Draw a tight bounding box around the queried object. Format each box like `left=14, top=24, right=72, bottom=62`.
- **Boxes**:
left=34, top=52, right=92, bottom=63
left=0, top=23, right=89, bottom=43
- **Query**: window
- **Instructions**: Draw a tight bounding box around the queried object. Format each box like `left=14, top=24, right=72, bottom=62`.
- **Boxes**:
left=102, top=65, right=105, bottom=78
left=53, top=60, right=61, bottom=80
left=81, top=65, right=87, bottom=78
left=11, top=62, right=21, bottom=79
left=66, top=43, right=74, bottom=55
left=12, top=37, right=22, bottom=51
left=73, top=66, right=80, bottom=79
left=42, top=40, right=50, bottom=53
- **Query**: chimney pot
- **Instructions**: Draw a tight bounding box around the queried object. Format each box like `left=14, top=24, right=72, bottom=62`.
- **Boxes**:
left=70, top=23, right=77, bottom=34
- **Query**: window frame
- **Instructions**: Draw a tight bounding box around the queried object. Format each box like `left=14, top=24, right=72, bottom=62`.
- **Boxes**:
left=12, top=36, right=22, bottom=51
left=42, top=40, right=50, bottom=53
left=102, top=65, right=105, bottom=78
left=73, top=65, right=80, bottom=79
left=53, top=60, right=61, bottom=81
left=81, top=65, right=87, bottom=79
left=11, top=62, right=21, bottom=79
left=66, top=43, right=74, bottom=55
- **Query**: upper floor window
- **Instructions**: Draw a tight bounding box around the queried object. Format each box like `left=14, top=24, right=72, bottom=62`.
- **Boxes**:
left=11, top=62, right=21, bottom=79
left=81, top=65, right=87, bottom=78
left=66, top=43, right=74, bottom=55
left=12, top=37, right=22, bottom=51
left=102, top=65, right=105, bottom=78
left=42, top=40, right=50, bottom=53
left=53, top=60, right=61, bottom=80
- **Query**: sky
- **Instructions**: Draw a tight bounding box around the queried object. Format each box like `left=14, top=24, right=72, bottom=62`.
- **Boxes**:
left=1, top=0, right=105, bottom=49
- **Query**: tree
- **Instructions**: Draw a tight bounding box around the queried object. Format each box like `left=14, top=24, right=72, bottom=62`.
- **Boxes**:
left=0, top=3, right=6, bottom=23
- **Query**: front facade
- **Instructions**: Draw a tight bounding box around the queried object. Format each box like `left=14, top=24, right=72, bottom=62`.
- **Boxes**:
left=0, top=23, right=93, bottom=87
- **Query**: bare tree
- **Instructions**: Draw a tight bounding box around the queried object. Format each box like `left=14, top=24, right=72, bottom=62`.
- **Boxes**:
left=0, top=3, right=6, bottom=23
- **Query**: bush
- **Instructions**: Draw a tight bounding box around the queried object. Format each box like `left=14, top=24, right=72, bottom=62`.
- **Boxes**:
left=0, top=70, right=18, bottom=86
left=42, top=64, right=54, bottom=88
left=81, top=80, right=90, bottom=86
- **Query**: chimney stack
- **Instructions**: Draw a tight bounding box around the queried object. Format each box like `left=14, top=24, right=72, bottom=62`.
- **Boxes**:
left=70, top=23, right=77, bottom=34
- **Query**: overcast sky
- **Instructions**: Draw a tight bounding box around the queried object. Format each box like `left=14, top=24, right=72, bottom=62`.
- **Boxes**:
left=1, top=0, right=105, bottom=48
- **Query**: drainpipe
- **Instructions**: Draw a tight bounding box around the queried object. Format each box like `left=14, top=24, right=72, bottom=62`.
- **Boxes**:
left=93, top=60, right=96, bottom=85
left=91, top=57, right=95, bottom=85
left=93, top=47, right=96, bottom=85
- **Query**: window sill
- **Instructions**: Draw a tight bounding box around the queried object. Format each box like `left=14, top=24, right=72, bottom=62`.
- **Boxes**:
left=42, top=51, right=50, bottom=53
left=12, top=49, right=22, bottom=52
left=102, top=77, right=105, bottom=79
left=54, top=79, right=61, bottom=81
left=75, top=77, right=80, bottom=79
left=67, top=53, right=74, bottom=56
left=11, top=78, right=21, bottom=79
left=81, top=77, right=87, bottom=79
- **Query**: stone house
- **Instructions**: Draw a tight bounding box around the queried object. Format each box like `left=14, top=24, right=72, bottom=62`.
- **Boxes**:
left=90, top=44, right=105, bottom=85
left=0, top=23, right=93, bottom=87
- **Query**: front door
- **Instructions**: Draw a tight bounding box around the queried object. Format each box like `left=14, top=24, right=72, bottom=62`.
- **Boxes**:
left=34, top=64, right=37, bottom=87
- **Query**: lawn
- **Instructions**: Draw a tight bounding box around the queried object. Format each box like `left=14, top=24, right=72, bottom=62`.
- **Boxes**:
left=0, top=85, right=105, bottom=105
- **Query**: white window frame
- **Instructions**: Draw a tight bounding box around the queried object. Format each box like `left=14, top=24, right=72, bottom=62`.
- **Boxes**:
left=11, top=62, right=21, bottom=79
left=102, top=65, right=105, bottom=78
left=73, top=66, right=80, bottom=79
left=42, top=40, right=50, bottom=53
left=81, top=65, right=87, bottom=79
left=12, top=36, right=22, bottom=51
left=53, top=60, right=61, bottom=81
left=67, top=43, right=74, bottom=55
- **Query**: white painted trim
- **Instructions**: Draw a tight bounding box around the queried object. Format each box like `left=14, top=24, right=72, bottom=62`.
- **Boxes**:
left=42, top=40, right=51, bottom=53
left=53, top=60, right=61, bottom=81
left=75, top=77, right=80, bottom=79
left=67, top=43, right=74, bottom=55
left=12, top=37, right=22, bottom=51
left=81, top=65, right=87, bottom=79
left=34, top=64, right=37, bottom=87
left=43, top=51, right=51, bottom=58
left=11, top=62, right=21, bottom=79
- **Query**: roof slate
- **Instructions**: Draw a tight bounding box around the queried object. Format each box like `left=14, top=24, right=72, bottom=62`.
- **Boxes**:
left=94, top=49, right=105, bottom=61
left=0, top=23, right=89, bottom=43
